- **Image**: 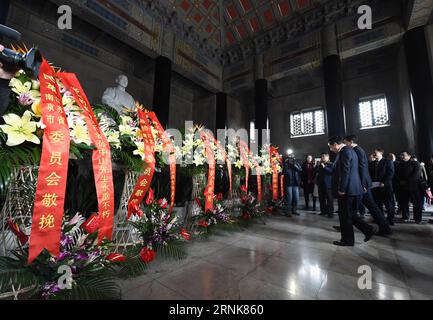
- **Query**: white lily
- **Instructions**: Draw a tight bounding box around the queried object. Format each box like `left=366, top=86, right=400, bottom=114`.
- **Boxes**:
left=234, top=159, right=244, bottom=169
left=0, top=111, right=40, bottom=146
left=120, top=115, right=133, bottom=125
left=193, top=153, right=206, bottom=167
left=71, top=122, right=91, bottom=145
left=119, top=124, right=135, bottom=136
left=9, top=78, right=40, bottom=99
left=133, top=141, right=146, bottom=160
left=106, top=131, right=121, bottom=149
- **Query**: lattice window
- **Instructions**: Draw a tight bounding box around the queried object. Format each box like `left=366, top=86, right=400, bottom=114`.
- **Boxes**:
left=359, top=95, right=390, bottom=129
left=290, top=108, right=326, bottom=137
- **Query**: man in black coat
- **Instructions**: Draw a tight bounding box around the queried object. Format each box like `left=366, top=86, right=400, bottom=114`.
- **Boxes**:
left=316, top=152, right=334, bottom=218
left=344, top=135, right=392, bottom=234
left=395, top=152, right=423, bottom=223
left=329, top=136, right=377, bottom=246
left=301, top=155, right=317, bottom=211
left=0, top=44, right=13, bottom=117
left=371, top=149, right=395, bottom=224
left=283, top=155, right=302, bottom=217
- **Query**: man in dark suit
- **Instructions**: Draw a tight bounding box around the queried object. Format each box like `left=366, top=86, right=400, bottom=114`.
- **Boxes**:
left=316, top=152, right=334, bottom=218
left=395, top=152, right=423, bottom=223
left=328, top=136, right=377, bottom=246
left=343, top=135, right=392, bottom=234
left=371, top=149, right=396, bottom=224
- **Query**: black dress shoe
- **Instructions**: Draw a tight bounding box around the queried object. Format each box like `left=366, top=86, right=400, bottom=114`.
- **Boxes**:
left=364, top=226, right=379, bottom=242
left=388, top=220, right=395, bottom=226
left=292, top=212, right=300, bottom=216
left=332, top=226, right=341, bottom=232
left=318, top=213, right=327, bottom=216
left=333, top=241, right=354, bottom=247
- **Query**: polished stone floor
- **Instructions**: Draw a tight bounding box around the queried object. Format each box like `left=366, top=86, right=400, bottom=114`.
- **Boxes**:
left=119, top=207, right=433, bottom=300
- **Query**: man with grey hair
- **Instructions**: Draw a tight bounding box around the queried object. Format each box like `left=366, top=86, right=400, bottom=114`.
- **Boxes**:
left=102, top=74, right=135, bottom=114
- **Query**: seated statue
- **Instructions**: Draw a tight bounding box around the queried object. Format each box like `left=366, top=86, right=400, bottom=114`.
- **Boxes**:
left=102, top=75, right=135, bottom=114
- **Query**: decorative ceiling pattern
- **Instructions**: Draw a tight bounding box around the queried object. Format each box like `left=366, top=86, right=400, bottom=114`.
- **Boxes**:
left=133, top=0, right=379, bottom=65
left=162, top=0, right=312, bottom=49
left=164, top=0, right=222, bottom=49
left=222, top=0, right=311, bottom=46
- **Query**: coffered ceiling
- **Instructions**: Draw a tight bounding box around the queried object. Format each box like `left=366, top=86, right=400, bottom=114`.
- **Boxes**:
left=160, top=0, right=312, bottom=49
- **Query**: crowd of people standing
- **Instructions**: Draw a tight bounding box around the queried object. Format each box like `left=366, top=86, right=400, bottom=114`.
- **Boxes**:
left=282, top=135, right=432, bottom=247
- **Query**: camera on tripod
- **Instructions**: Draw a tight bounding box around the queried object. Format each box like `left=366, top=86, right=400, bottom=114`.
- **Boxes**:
left=0, top=24, right=42, bottom=79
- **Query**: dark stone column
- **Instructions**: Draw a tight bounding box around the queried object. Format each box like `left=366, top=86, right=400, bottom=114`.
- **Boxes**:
left=216, top=92, right=227, bottom=131
left=404, top=26, right=433, bottom=163
left=152, top=56, right=172, bottom=128
left=254, top=79, right=268, bottom=148
left=323, top=55, right=346, bottom=138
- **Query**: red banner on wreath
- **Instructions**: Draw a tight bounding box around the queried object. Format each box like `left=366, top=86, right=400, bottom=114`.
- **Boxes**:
left=204, top=133, right=232, bottom=196
left=201, top=132, right=216, bottom=212
left=146, top=111, right=176, bottom=213
left=59, top=73, right=115, bottom=244
left=280, top=175, right=285, bottom=199
left=127, top=107, right=156, bottom=218
left=28, top=59, right=71, bottom=263
left=270, top=146, right=281, bottom=201
left=250, top=157, right=262, bottom=203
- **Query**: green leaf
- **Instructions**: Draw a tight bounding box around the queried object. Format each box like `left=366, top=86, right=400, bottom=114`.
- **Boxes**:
left=155, top=240, right=187, bottom=261
left=0, top=257, right=39, bottom=295
left=54, top=275, right=121, bottom=300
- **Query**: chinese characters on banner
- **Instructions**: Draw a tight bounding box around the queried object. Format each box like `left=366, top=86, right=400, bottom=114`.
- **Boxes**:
left=201, top=132, right=216, bottom=212
left=28, top=59, right=71, bottom=264
left=146, top=111, right=176, bottom=214
left=270, top=146, right=282, bottom=201
left=280, top=175, right=285, bottom=199
left=127, top=107, right=156, bottom=219
left=239, top=140, right=262, bottom=202
left=58, top=73, right=115, bottom=244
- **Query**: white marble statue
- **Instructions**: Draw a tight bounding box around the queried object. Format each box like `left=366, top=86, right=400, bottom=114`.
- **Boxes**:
left=102, top=75, right=135, bottom=114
